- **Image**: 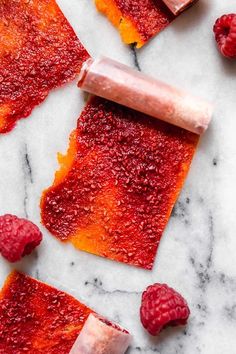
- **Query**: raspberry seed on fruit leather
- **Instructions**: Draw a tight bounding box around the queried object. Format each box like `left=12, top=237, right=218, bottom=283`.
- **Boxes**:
left=0, top=0, right=89, bottom=133
left=95, top=0, right=198, bottom=47
left=213, top=14, right=236, bottom=58
left=0, top=271, right=93, bottom=353
left=95, top=0, right=175, bottom=48
left=140, top=283, right=190, bottom=336
left=0, top=214, right=42, bottom=262
left=0, top=272, right=132, bottom=354
left=41, top=97, right=198, bottom=270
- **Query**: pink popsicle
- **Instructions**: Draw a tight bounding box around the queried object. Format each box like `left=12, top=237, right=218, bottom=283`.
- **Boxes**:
left=78, top=57, right=213, bottom=135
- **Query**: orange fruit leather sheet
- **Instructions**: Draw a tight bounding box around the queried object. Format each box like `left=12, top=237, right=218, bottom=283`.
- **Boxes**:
left=41, top=97, right=198, bottom=270
left=95, top=0, right=175, bottom=47
left=0, top=0, right=89, bottom=133
left=0, top=271, right=93, bottom=354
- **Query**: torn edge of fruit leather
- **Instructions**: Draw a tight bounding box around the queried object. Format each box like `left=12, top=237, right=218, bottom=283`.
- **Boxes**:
left=0, top=0, right=89, bottom=134
left=95, top=0, right=199, bottom=48
left=41, top=95, right=199, bottom=270
left=0, top=271, right=131, bottom=354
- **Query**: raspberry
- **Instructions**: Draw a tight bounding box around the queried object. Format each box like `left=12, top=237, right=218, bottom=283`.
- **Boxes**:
left=0, top=214, right=42, bottom=263
left=213, top=14, right=236, bottom=58
left=140, top=283, right=190, bottom=336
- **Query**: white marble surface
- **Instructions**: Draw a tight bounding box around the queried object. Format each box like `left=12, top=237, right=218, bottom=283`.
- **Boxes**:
left=1, top=1, right=236, bottom=353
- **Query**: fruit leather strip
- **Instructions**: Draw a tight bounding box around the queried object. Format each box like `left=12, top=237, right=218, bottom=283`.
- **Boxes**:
left=69, top=314, right=131, bottom=354
left=95, top=0, right=175, bottom=48
left=41, top=97, right=198, bottom=270
left=0, top=271, right=92, bottom=353
left=0, top=0, right=89, bottom=134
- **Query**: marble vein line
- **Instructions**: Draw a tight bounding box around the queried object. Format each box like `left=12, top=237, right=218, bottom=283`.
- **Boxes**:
left=84, top=278, right=141, bottom=296
left=130, top=44, right=141, bottom=72
left=22, top=143, right=33, bottom=219
left=171, top=197, right=191, bottom=225
left=190, top=210, right=215, bottom=292
left=129, top=347, right=161, bottom=353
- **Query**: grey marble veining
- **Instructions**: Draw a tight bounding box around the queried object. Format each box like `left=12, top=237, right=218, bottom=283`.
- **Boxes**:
left=1, top=1, right=236, bottom=353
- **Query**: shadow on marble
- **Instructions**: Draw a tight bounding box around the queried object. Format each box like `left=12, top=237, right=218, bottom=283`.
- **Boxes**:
left=218, top=58, right=236, bottom=77
left=126, top=325, right=188, bottom=353
left=197, top=119, right=214, bottom=152
left=169, top=0, right=211, bottom=33
left=0, top=248, right=42, bottom=282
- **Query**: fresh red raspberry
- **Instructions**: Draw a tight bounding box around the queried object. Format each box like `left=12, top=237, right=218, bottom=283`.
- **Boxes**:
left=140, top=283, right=190, bottom=336
left=213, top=14, right=236, bottom=58
left=0, top=214, right=42, bottom=263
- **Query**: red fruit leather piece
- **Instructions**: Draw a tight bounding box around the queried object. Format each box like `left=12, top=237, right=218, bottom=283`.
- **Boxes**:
left=41, top=97, right=198, bottom=270
left=0, top=0, right=89, bottom=134
left=95, top=0, right=175, bottom=48
left=0, top=271, right=93, bottom=354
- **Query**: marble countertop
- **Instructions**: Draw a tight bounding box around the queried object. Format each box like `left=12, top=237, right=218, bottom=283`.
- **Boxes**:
left=1, top=0, right=236, bottom=353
